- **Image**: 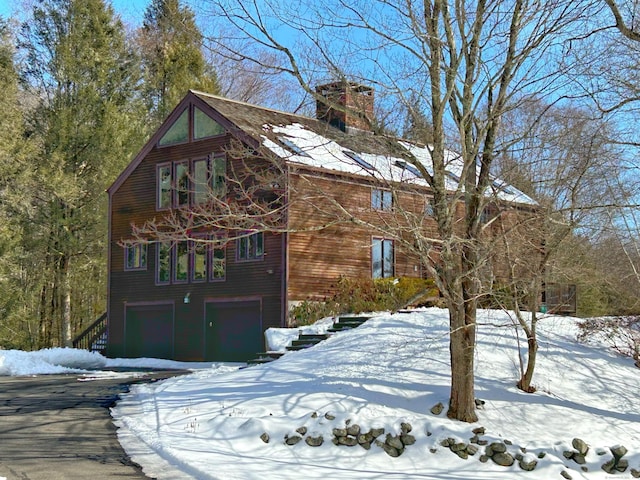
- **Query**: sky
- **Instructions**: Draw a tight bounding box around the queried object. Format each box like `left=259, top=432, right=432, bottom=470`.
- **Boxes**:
left=2, top=307, right=639, bottom=480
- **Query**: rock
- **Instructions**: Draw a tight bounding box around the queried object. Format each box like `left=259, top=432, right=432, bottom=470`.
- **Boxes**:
left=469, top=435, right=479, bottom=444
left=324, top=412, right=336, bottom=420
left=305, top=435, right=324, bottom=447
left=504, top=439, right=512, bottom=446
left=616, top=459, right=629, bottom=472
left=562, top=450, right=574, bottom=459
left=260, top=432, right=270, bottom=443
left=400, top=434, right=416, bottom=446
left=332, top=428, right=347, bottom=438
left=332, top=437, right=339, bottom=445
left=401, top=422, right=412, bottom=433
left=630, top=468, right=640, bottom=478
left=296, top=426, right=308, bottom=436
left=601, top=459, right=616, bottom=474
left=441, top=438, right=455, bottom=448
left=285, top=435, right=302, bottom=446
left=381, top=443, right=401, bottom=457
left=537, top=452, right=546, bottom=459
left=581, top=466, right=588, bottom=472
left=485, top=445, right=493, bottom=457
left=572, top=438, right=589, bottom=456
left=489, top=442, right=507, bottom=454
left=519, top=458, right=537, bottom=471
left=474, top=398, right=485, bottom=408
left=360, top=441, right=371, bottom=450
left=455, top=449, right=469, bottom=460
left=426, top=430, right=432, bottom=437
left=429, top=448, right=438, bottom=454
left=492, top=452, right=515, bottom=467
left=386, top=434, right=404, bottom=451
left=358, top=433, right=374, bottom=444
left=311, top=412, right=318, bottom=418
left=370, top=428, right=385, bottom=438
left=515, top=453, right=523, bottom=461
left=338, top=436, right=358, bottom=447
left=573, top=454, right=586, bottom=465
left=431, top=402, right=444, bottom=415
left=596, top=448, right=608, bottom=456
left=479, top=455, right=489, bottom=463
left=346, top=424, right=360, bottom=436
left=450, top=442, right=467, bottom=452
left=472, top=427, right=486, bottom=435
left=611, top=445, right=628, bottom=461
left=477, top=439, right=488, bottom=446
left=466, top=444, right=478, bottom=456
left=560, top=471, right=573, bottom=480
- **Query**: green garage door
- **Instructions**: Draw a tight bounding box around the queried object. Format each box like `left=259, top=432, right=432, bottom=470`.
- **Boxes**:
left=125, top=304, right=174, bottom=359
left=205, top=300, right=262, bottom=362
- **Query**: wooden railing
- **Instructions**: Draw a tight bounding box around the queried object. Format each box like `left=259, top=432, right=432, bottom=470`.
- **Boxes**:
left=72, top=312, right=107, bottom=352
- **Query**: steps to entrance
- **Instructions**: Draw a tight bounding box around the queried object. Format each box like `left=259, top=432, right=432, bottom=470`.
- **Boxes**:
left=246, top=316, right=371, bottom=366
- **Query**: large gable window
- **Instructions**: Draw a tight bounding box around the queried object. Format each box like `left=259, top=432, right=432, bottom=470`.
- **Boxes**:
left=194, top=107, right=225, bottom=139
left=159, top=109, right=189, bottom=146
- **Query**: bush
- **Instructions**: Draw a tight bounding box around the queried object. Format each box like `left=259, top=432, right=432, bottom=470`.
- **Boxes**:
left=288, top=277, right=439, bottom=327
left=577, top=316, right=640, bottom=367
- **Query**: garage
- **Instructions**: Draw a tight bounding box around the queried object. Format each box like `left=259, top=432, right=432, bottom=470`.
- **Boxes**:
left=125, top=303, right=174, bottom=359
left=205, top=300, right=263, bottom=362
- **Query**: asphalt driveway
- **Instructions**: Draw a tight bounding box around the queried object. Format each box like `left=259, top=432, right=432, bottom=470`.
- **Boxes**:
left=0, top=370, right=187, bottom=480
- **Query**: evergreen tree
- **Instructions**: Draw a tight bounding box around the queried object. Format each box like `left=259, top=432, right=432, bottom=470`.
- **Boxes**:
left=139, top=0, right=220, bottom=126
left=19, top=0, right=141, bottom=347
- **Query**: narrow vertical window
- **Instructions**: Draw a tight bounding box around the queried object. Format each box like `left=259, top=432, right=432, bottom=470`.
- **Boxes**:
left=237, top=232, right=264, bottom=261
left=212, top=156, right=226, bottom=197
left=211, top=246, right=226, bottom=280
left=157, top=164, right=171, bottom=209
left=157, top=242, right=171, bottom=284
left=125, top=244, right=147, bottom=271
left=175, top=161, right=189, bottom=206
left=193, top=158, right=210, bottom=205
left=174, top=241, right=189, bottom=282
left=372, top=189, right=392, bottom=211
left=192, top=241, right=208, bottom=282
left=372, top=238, right=394, bottom=279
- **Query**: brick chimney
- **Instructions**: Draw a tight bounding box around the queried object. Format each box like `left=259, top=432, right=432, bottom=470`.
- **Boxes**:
left=316, top=82, right=374, bottom=133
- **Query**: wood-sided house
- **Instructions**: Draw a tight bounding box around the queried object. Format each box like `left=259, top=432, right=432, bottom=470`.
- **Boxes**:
left=106, top=82, right=538, bottom=362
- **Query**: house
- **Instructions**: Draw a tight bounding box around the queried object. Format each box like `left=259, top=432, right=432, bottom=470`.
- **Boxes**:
left=106, top=82, right=538, bottom=362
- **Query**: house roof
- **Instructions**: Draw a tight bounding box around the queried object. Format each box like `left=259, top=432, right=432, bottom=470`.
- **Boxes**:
left=109, top=90, right=536, bottom=206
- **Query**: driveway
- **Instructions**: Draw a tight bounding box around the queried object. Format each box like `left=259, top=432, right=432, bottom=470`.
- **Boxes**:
left=0, top=370, right=187, bottom=480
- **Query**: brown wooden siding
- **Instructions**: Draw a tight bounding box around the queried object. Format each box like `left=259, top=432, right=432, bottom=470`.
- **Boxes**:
left=108, top=133, right=284, bottom=360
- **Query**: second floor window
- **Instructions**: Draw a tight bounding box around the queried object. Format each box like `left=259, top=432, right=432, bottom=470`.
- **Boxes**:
left=237, top=232, right=264, bottom=261
left=157, top=155, right=226, bottom=210
left=372, top=189, right=392, bottom=211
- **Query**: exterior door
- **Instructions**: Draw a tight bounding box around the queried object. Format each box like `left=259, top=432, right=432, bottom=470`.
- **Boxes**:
left=205, top=300, right=262, bottom=362
left=125, top=303, right=174, bottom=359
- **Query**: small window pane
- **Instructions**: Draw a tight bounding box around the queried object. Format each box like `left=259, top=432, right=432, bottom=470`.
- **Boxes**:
left=194, top=107, right=225, bottom=139
left=192, top=241, right=207, bottom=282
left=212, top=156, right=226, bottom=197
left=372, top=189, right=392, bottom=211
left=157, top=242, right=171, bottom=284
left=159, top=109, right=189, bottom=146
left=174, top=241, right=189, bottom=282
left=175, top=162, right=189, bottom=206
left=158, top=164, right=171, bottom=209
left=193, top=159, right=209, bottom=205
left=211, top=247, right=226, bottom=280
left=125, top=244, right=147, bottom=270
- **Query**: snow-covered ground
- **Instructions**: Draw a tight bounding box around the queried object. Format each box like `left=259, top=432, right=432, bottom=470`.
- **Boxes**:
left=2, top=308, right=639, bottom=479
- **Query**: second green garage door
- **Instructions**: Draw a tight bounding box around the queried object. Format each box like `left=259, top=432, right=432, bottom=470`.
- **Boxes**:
left=205, top=300, right=263, bottom=362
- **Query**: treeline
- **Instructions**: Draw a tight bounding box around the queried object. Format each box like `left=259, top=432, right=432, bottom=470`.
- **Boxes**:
left=0, top=0, right=219, bottom=349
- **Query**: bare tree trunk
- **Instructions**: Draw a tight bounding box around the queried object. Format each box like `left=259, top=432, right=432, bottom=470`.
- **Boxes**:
left=60, top=254, right=73, bottom=347
left=448, top=300, right=478, bottom=422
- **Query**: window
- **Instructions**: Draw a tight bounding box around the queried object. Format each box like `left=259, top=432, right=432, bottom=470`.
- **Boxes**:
left=394, top=160, right=424, bottom=178
left=125, top=244, right=147, bottom=271
left=157, top=164, right=172, bottom=209
left=372, top=238, right=394, bottom=279
left=175, top=161, right=189, bottom=207
left=192, top=241, right=208, bottom=282
left=194, top=107, right=225, bottom=139
left=157, top=155, right=226, bottom=210
left=424, top=199, right=435, bottom=217
left=279, top=137, right=311, bottom=158
left=344, top=150, right=374, bottom=170
left=211, top=246, right=226, bottom=280
left=174, top=241, right=189, bottom=283
left=237, top=232, right=264, bottom=261
left=157, top=242, right=171, bottom=284
left=159, top=109, right=189, bottom=146
left=372, top=189, right=393, bottom=211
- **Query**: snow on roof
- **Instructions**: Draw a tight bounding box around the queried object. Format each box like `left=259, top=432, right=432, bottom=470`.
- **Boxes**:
left=262, top=123, right=537, bottom=206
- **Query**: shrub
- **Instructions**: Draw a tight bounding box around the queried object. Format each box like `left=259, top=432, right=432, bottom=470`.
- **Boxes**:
left=288, top=277, right=439, bottom=327
left=577, top=316, right=640, bottom=367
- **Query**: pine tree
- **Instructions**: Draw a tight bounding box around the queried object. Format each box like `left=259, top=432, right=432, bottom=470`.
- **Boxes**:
left=19, top=0, right=142, bottom=347
left=139, top=0, right=220, bottom=126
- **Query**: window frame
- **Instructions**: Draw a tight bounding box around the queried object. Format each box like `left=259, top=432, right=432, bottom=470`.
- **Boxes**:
left=191, top=240, right=208, bottom=283
left=210, top=242, right=226, bottom=281
left=174, top=160, right=190, bottom=208
left=372, top=237, right=395, bottom=279
left=124, top=243, right=147, bottom=271
left=156, top=241, right=172, bottom=285
left=372, top=188, right=393, bottom=211
left=157, top=163, right=172, bottom=210
left=236, top=232, right=264, bottom=262
left=173, top=241, right=189, bottom=284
